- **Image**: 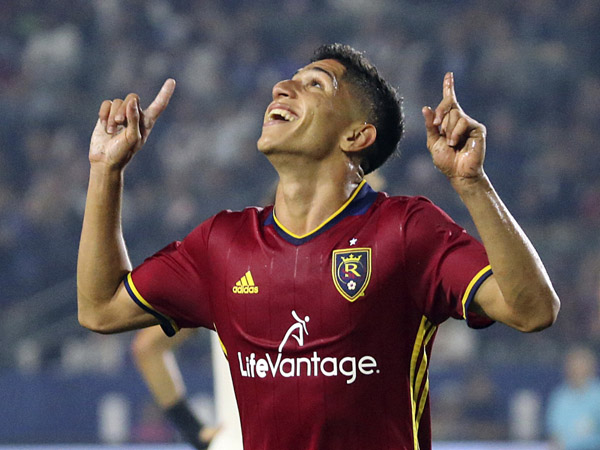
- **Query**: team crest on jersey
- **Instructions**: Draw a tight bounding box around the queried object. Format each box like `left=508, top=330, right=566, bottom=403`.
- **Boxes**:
left=332, top=248, right=372, bottom=302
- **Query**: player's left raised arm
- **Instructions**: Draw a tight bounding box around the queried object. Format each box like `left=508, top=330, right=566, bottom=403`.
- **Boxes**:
left=424, top=73, right=560, bottom=332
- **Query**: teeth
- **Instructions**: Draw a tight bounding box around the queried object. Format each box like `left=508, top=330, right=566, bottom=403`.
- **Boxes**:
left=269, top=108, right=296, bottom=122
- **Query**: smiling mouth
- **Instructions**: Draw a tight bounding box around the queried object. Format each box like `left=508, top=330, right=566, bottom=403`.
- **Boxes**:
left=267, top=108, right=297, bottom=122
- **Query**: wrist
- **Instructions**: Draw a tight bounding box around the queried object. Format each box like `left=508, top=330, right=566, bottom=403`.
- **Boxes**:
left=165, top=399, right=208, bottom=450
left=450, top=173, right=493, bottom=199
left=89, top=161, right=126, bottom=177
left=88, top=164, right=126, bottom=192
left=86, top=164, right=125, bottom=204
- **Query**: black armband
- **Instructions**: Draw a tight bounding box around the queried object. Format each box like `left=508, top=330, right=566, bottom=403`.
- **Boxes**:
left=164, top=399, right=208, bottom=450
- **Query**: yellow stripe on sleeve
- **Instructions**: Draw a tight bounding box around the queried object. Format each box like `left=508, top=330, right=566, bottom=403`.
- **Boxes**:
left=126, top=272, right=179, bottom=334
left=461, top=265, right=492, bottom=319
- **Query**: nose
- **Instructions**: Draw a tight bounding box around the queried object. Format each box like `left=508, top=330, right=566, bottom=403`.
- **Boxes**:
left=272, top=79, right=298, bottom=100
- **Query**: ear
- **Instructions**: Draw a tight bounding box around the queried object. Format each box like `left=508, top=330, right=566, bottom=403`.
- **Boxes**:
left=339, top=122, right=377, bottom=153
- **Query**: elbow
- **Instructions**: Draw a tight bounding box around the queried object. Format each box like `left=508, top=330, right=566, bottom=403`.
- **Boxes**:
left=78, top=314, right=112, bottom=334
left=517, top=316, right=554, bottom=333
left=77, top=307, right=118, bottom=335
left=516, top=294, right=561, bottom=333
left=77, top=312, right=98, bottom=333
left=77, top=289, right=121, bottom=334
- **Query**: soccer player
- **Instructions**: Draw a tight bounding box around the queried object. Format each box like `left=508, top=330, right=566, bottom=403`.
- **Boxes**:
left=131, top=172, right=385, bottom=449
left=131, top=327, right=221, bottom=449
left=78, top=44, right=560, bottom=449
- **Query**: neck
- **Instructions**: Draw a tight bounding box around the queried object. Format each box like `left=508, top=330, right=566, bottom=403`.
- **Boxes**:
left=272, top=159, right=362, bottom=237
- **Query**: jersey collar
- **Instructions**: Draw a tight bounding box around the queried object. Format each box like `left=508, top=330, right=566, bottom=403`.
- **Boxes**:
left=265, top=180, right=378, bottom=245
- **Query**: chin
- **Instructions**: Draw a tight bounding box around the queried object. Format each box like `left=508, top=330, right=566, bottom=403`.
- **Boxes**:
left=257, top=136, right=286, bottom=155
left=256, top=138, right=272, bottom=154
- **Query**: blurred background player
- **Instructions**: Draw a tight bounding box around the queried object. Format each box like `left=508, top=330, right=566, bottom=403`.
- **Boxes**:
left=132, top=328, right=215, bottom=449
left=546, top=346, right=600, bottom=450
left=132, top=327, right=242, bottom=449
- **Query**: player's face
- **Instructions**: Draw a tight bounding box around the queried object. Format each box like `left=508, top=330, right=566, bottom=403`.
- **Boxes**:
left=257, top=59, right=361, bottom=160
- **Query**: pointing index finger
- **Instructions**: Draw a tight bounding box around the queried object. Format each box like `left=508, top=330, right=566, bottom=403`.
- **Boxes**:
left=434, top=72, right=458, bottom=126
left=144, top=78, right=176, bottom=123
left=443, top=72, right=457, bottom=103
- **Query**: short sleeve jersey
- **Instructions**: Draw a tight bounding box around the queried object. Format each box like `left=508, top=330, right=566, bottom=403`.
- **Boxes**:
left=125, top=181, right=493, bottom=450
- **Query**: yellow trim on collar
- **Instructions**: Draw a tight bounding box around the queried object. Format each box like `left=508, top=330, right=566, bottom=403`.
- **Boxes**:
left=273, top=179, right=367, bottom=239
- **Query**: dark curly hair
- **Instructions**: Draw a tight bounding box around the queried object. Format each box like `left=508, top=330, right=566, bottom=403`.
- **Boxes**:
left=311, top=43, right=404, bottom=175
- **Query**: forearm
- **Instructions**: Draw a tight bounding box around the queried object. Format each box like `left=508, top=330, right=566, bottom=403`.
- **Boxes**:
left=454, top=174, right=560, bottom=331
left=77, top=166, right=131, bottom=324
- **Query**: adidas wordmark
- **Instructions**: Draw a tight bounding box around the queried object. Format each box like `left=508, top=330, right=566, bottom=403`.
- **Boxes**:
left=233, top=271, right=259, bottom=294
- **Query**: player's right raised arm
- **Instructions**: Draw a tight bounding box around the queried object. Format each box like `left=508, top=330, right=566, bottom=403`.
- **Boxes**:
left=77, top=80, right=176, bottom=333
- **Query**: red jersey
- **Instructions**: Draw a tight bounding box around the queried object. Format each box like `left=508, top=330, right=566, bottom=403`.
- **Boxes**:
left=125, top=180, right=493, bottom=450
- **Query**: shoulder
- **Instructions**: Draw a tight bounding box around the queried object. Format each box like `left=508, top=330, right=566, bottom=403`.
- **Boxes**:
left=211, top=205, right=270, bottom=227
left=182, top=206, right=269, bottom=248
left=375, top=192, right=451, bottom=224
left=196, top=205, right=269, bottom=228
left=377, top=192, right=437, bottom=210
left=205, top=205, right=271, bottom=237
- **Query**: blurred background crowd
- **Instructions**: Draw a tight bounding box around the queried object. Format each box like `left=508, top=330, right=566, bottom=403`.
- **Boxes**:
left=1, top=0, right=599, bottom=445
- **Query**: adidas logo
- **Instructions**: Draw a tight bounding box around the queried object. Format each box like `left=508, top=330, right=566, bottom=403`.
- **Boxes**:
left=232, top=271, right=259, bottom=294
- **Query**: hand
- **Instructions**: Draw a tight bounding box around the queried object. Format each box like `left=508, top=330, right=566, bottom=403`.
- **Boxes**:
left=198, top=425, right=221, bottom=448
left=422, top=72, right=486, bottom=184
left=89, top=78, right=176, bottom=170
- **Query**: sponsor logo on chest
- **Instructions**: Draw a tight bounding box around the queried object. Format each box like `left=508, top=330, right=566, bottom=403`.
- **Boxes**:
left=237, top=310, right=380, bottom=384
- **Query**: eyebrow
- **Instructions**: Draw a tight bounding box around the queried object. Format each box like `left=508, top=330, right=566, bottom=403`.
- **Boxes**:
left=293, top=66, right=339, bottom=89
